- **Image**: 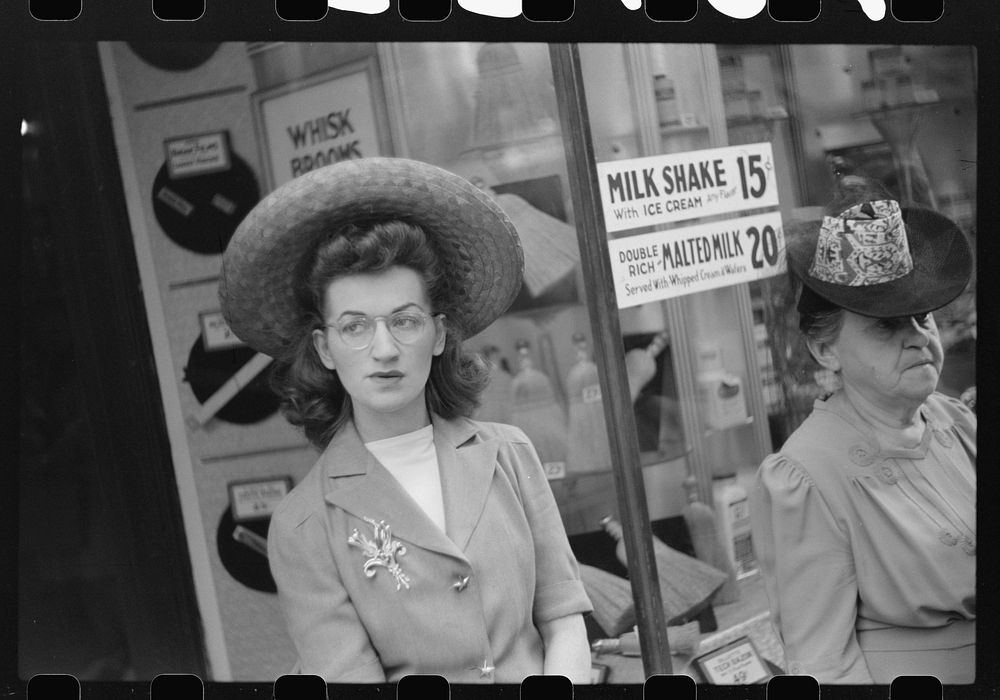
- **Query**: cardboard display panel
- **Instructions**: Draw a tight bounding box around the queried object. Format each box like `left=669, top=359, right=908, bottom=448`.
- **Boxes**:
left=101, top=42, right=320, bottom=680
left=128, top=42, right=222, bottom=72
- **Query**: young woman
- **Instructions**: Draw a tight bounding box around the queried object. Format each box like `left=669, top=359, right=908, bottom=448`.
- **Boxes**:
left=220, top=158, right=592, bottom=683
left=751, top=187, right=975, bottom=683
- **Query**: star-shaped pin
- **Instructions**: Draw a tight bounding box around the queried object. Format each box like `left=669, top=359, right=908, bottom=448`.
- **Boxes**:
left=474, top=659, right=495, bottom=677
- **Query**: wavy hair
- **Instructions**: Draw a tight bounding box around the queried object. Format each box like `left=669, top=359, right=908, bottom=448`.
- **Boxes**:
left=271, top=220, right=490, bottom=449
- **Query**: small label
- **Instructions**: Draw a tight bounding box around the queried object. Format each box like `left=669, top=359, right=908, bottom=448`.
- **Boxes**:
left=165, top=131, right=232, bottom=179
left=694, top=637, right=770, bottom=684
left=228, top=477, right=293, bottom=523
left=680, top=112, right=699, bottom=128
left=156, top=186, right=194, bottom=217
left=200, top=310, right=244, bottom=350
left=582, top=385, right=602, bottom=403
left=733, top=532, right=759, bottom=578
left=543, top=461, right=567, bottom=480
left=729, top=497, right=751, bottom=527
left=211, top=193, right=237, bottom=216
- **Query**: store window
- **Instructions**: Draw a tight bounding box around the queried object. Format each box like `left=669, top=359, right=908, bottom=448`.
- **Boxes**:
left=574, top=41, right=976, bottom=681
left=84, top=40, right=975, bottom=682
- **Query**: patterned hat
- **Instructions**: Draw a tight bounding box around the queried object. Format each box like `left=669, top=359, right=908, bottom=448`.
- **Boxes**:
left=788, top=199, right=972, bottom=318
left=219, top=158, right=524, bottom=358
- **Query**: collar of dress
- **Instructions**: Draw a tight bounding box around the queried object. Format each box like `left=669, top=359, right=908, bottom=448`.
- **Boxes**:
left=318, top=414, right=501, bottom=559
left=813, top=391, right=954, bottom=462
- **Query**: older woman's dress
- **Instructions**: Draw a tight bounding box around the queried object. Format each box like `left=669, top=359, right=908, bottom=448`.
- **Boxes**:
left=751, top=391, right=975, bottom=683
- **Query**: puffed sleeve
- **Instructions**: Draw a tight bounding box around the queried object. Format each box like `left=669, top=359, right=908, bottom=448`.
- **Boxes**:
left=750, top=454, right=873, bottom=683
left=934, top=392, right=977, bottom=462
left=268, top=493, right=386, bottom=682
left=503, top=426, right=594, bottom=624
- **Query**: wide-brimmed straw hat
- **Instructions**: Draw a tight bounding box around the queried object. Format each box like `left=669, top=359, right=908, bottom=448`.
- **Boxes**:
left=787, top=199, right=972, bottom=319
left=219, top=158, right=524, bottom=358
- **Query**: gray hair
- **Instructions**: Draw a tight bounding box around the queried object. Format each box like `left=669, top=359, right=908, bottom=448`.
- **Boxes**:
left=800, top=307, right=845, bottom=364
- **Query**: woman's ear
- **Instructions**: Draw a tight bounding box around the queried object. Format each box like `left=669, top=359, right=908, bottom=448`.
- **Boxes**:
left=432, top=315, right=447, bottom=357
left=312, top=328, right=336, bottom=370
left=806, top=336, right=841, bottom=373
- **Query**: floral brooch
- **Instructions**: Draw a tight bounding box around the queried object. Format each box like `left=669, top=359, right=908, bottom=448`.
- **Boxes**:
left=348, top=517, right=411, bottom=590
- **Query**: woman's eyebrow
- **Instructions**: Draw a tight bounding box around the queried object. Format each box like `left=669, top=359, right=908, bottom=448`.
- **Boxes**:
left=335, top=302, right=423, bottom=319
left=392, top=302, right=423, bottom=313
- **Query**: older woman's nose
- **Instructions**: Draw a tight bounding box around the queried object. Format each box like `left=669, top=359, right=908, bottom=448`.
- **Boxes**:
left=903, top=316, right=932, bottom=347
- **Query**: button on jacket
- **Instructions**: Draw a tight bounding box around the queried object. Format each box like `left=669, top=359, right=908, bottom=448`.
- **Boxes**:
left=268, top=414, right=593, bottom=683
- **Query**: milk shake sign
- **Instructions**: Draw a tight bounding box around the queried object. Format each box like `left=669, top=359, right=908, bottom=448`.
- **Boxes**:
left=597, top=143, right=779, bottom=233
left=600, top=143, right=785, bottom=307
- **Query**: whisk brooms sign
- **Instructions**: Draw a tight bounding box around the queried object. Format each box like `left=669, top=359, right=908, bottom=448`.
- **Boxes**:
left=253, top=60, right=388, bottom=189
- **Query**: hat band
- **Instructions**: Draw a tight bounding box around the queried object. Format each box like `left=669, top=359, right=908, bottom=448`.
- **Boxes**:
left=808, top=200, right=913, bottom=286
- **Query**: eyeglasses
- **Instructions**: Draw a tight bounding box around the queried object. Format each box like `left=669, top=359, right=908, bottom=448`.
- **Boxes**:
left=323, top=310, right=441, bottom=350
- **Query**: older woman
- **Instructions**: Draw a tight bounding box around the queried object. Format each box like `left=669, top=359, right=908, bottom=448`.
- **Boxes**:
left=219, top=158, right=592, bottom=683
left=750, top=193, right=975, bottom=683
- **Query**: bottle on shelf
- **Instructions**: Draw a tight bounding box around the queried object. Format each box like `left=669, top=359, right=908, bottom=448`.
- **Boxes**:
left=509, top=338, right=567, bottom=470
left=711, top=474, right=759, bottom=580
left=696, top=343, right=747, bottom=431
left=653, top=74, right=681, bottom=127
left=475, top=345, right=513, bottom=424
left=565, top=333, right=612, bottom=474
left=681, top=475, right=741, bottom=604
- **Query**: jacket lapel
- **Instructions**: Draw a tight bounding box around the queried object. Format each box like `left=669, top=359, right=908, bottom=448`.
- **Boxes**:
left=321, top=419, right=465, bottom=560
left=434, top=415, right=499, bottom=552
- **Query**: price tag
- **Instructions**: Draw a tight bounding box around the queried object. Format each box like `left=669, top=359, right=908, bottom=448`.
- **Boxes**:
left=597, top=143, right=779, bottom=234
left=165, top=131, right=232, bottom=179
left=156, top=186, right=194, bottom=217
left=680, top=113, right=699, bottom=128
left=543, top=461, right=567, bottom=481
left=582, top=385, right=602, bottom=403
left=200, top=310, right=245, bottom=351
left=693, top=636, right=771, bottom=685
left=228, top=477, right=293, bottom=523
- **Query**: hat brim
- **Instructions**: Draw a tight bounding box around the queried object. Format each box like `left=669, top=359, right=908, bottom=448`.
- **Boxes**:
left=219, top=158, right=525, bottom=358
left=787, top=206, right=973, bottom=318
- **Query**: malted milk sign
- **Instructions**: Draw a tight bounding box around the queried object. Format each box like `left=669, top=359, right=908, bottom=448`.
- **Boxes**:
left=597, top=143, right=779, bottom=232
left=599, top=143, right=785, bottom=306
left=252, top=57, right=390, bottom=190
left=608, top=211, right=785, bottom=308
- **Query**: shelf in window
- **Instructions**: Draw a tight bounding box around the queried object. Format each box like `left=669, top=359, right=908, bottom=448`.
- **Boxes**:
left=851, top=98, right=960, bottom=120
left=550, top=467, right=615, bottom=484
left=659, top=123, right=710, bottom=138
left=703, top=415, right=754, bottom=437
left=725, top=114, right=789, bottom=128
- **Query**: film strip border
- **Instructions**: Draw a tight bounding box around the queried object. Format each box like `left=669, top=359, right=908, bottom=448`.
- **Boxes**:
left=20, top=672, right=947, bottom=699
left=27, top=0, right=948, bottom=25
